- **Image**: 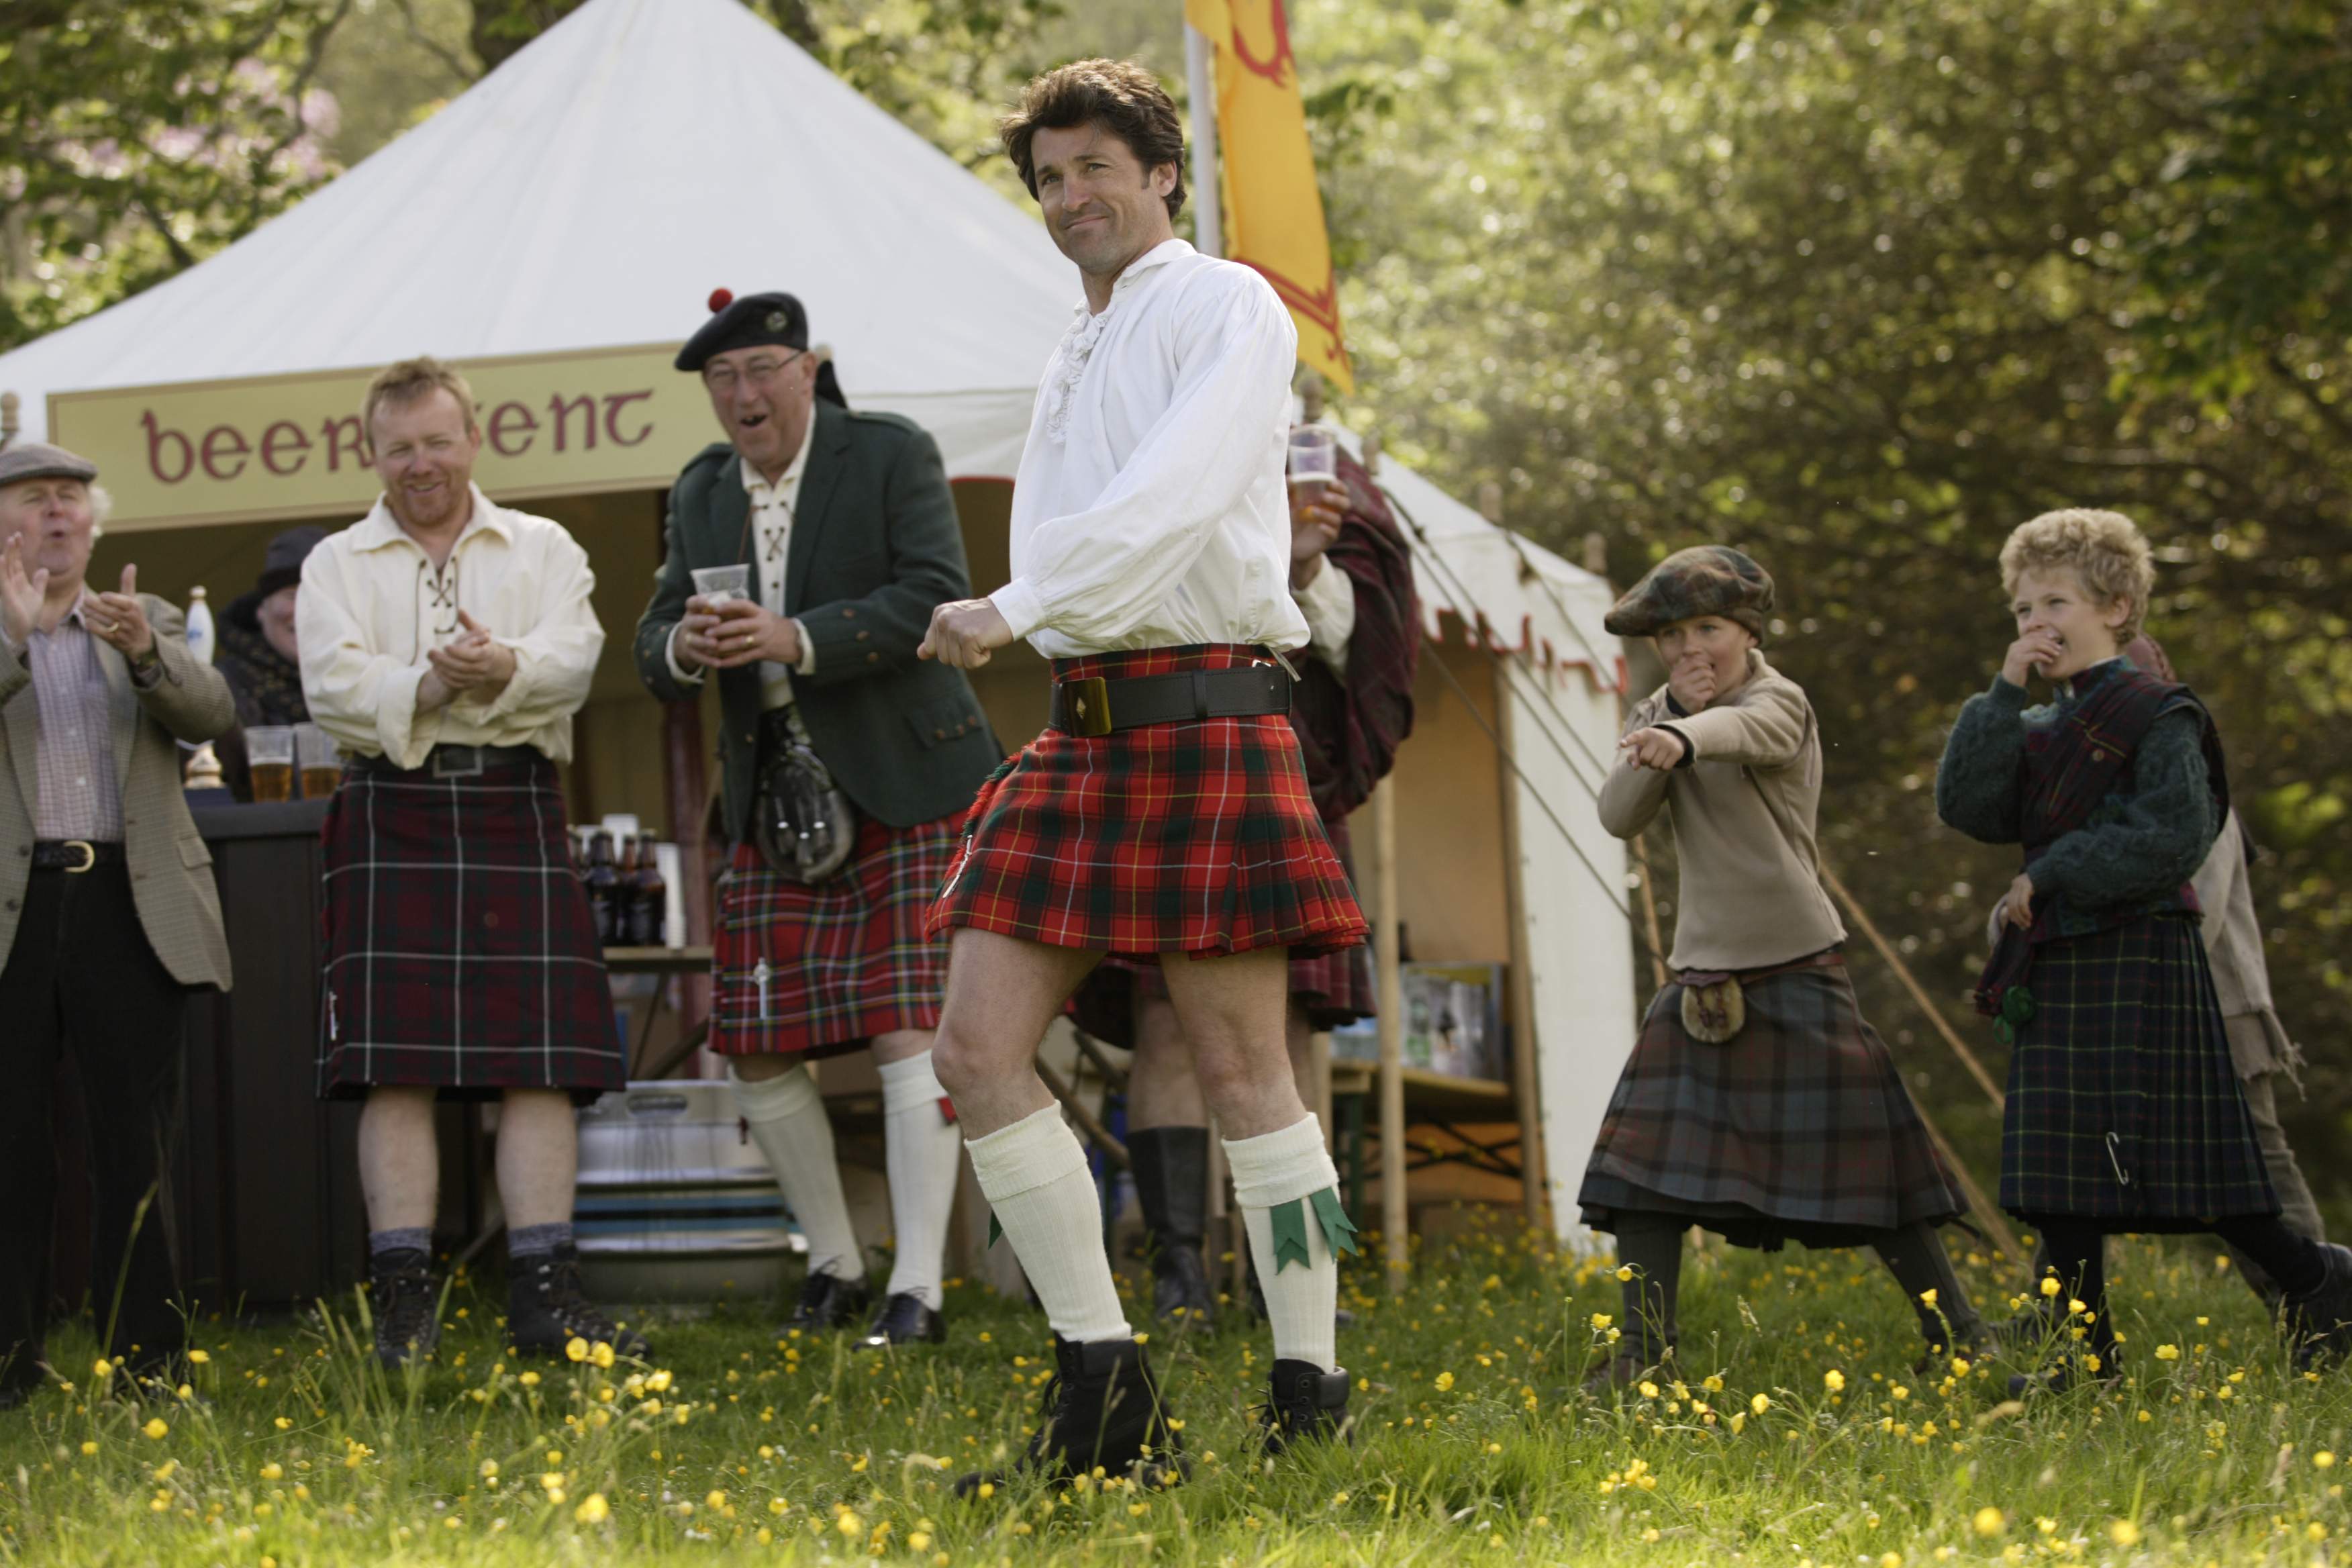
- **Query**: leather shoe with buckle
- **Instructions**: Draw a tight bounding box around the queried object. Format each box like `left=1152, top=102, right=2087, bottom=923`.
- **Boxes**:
left=856, top=1292, right=946, bottom=1351
left=783, top=1269, right=871, bottom=1334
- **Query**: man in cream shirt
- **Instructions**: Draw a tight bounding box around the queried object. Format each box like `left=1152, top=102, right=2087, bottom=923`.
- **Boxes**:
left=299, top=356, right=644, bottom=1370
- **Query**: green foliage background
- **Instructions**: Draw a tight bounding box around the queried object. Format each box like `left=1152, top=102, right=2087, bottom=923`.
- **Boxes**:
left=2, top=0, right=2345, bottom=1226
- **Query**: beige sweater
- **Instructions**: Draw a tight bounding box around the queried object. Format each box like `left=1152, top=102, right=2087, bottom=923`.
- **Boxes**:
left=1598, top=649, right=1847, bottom=973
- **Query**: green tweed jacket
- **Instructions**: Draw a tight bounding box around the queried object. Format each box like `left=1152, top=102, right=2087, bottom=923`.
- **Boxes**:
left=0, top=595, right=236, bottom=989
left=634, top=401, right=1001, bottom=840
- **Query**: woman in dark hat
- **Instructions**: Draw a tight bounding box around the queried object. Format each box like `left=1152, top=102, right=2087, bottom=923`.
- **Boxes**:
left=215, top=526, right=326, bottom=799
left=1580, top=545, right=1986, bottom=1390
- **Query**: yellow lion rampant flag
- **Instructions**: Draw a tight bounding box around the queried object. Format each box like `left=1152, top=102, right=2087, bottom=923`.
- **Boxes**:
left=1185, top=0, right=1354, bottom=393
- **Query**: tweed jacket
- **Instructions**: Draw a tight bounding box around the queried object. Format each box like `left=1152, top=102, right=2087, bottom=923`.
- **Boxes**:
left=634, top=401, right=1000, bottom=839
left=0, top=595, right=236, bottom=988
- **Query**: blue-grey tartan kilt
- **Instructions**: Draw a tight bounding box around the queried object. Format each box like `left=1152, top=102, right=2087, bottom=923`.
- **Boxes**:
left=2000, top=912, right=2277, bottom=1228
left=1579, top=959, right=1967, bottom=1248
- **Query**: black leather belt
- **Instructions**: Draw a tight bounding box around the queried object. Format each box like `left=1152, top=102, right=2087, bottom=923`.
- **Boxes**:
left=32, top=839, right=125, bottom=872
left=357, top=743, right=542, bottom=779
left=1048, top=664, right=1292, bottom=737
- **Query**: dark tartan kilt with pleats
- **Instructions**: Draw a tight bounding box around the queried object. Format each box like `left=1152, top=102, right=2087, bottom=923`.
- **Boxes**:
left=709, top=812, right=957, bottom=1060
left=926, top=644, right=1368, bottom=961
left=317, top=752, right=623, bottom=1103
left=2001, top=912, right=2276, bottom=1228
left=1579, top=958, right=1967, bottom=1248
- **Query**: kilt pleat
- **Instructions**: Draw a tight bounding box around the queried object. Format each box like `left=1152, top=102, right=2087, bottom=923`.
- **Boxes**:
left=926, top=644, right=1369, bottom=961
left=710, top=813, right=957, bottom=1059
left=1579, top=959, right=1967, bottom=1247
left=318, top=753, right=622, bottom=1101
left=2000, top=912, right=2276, bottom=1226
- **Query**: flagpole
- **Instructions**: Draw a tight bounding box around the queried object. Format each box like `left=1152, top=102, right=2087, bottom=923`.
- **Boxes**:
left=1185, top=21, right=1222, bottom=258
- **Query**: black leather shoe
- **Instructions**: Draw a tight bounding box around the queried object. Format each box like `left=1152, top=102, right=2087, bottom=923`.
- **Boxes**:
left=2288, top=1241, right=2352, bottom=1369
left=507, top=1244, right=652, bottom=1361
left=954, top=1334, right=1186, bottom=1498
left=369, top=1247, right=443, bottom=1369
left=783, top=1269, right=872, bottom=1334
left=856, top=1292, right=946, bottom=1350
left=1257, top=1359, right=1351, bottom=1455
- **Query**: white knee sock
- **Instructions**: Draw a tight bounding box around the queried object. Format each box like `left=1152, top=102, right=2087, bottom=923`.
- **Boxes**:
left=965, top=1104, right=1130, bottom=1344
left=877, top=1052, right=962, bottom=1310
left=730, top=1063, right=865, bottom=1283
left=1226, top=1115, right=1342, bottom=1373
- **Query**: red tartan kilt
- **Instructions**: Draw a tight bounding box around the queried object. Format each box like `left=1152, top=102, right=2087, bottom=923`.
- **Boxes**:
left=926, top=644, right=1369, bottom=961
left=709, top=812, right=958, bottom=1059
left=317, top=752, right=623, bottom=1102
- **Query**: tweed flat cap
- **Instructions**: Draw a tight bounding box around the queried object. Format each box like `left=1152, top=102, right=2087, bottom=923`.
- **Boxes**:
left=1604, top=544, right=1775, bottom=640
left=0, top=441, right=97, bottom=488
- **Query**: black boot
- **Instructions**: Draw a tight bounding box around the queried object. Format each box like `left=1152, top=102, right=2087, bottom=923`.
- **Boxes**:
left=783, top=1269, right=872, bottom=1334
left=1129, top=1128, right=1217, bottom=1326
left=954, top=1334, right=1185, bottom=1497
left=507, top=1244, right=651, bottom=1360
left=369, top=1248, right=442, bottom=1369
left=856, top=1292, right=946, bottom=1350
left=2286, top=1241, right=2352, bottom=1369
left=1258, top=1360, right=1351, bottom=1455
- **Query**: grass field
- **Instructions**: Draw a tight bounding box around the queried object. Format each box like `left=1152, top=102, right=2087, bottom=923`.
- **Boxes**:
left=3, top=1218, right=2347, bottom=1566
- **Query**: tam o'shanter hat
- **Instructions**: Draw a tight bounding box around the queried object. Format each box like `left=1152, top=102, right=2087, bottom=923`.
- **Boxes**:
left=675, top=288, right=846, bottom=407
left=0, top=441, right=98, bottom=488
left=1604, top=544, right=1775, bottom=640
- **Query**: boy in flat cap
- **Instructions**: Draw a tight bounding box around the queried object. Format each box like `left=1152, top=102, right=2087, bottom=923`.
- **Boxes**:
left=920, top=60, right=1367, bottom=1491
left=635, top=287, right=999, bottom=1351
left=1579, top=544, right=1986, bottom=1390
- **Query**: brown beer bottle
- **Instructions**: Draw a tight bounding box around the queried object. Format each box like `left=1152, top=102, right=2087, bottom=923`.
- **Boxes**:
left=630, top=834, right=668, bottom=946
left=611, top=833, right=642, bottom=948
left=585, top=829, right=620, bottom=945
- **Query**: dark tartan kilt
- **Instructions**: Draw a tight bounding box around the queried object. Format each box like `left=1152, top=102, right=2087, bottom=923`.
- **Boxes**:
left=709, top=812, right=957, bottom=1059
left=926, top=644, right=1368, bottom=961
left=1579, top=958, right=1967, bottom=1248
left=2001, top=912, right=2277, bottom=1228
left=318, top=752, right=623, bottom=1103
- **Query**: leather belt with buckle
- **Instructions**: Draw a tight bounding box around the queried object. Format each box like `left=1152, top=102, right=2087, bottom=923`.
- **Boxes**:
left=1048, top=665, right=1293, bottom=737
left=356, top=744, right=540, bottom=779
left=32, top=839, right=124, bottom=873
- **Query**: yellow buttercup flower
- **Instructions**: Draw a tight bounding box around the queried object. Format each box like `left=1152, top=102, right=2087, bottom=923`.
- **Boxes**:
left=1823, top=1369, right=1845, bottom=1392
left=564, top=1337, right=589, bottom=1363
left=2039, top=1277, right=2061, bottom=1298
left=1750, top=1393, right=1771, bottom=1416
left=1973, top=1507, right=2006, bottom=1537
left=1615, top=1265, right=1634, bottom=1282
left=2108, top=1521, right=2141, bottom=1547
left=1434, top=1371, right=1455, bottom=1391
left=591, top=1340, right=616, bottom=1369
left=2154, top=1344, right=2181, bottom=1361
left=185, top=1349, right=209, bottom=1364
left=142, top=1418, right=168, bottom=1440
left=2316, top=1452, right=2337, bottom=1469
left=574, top=1493, right=609, bottom=1524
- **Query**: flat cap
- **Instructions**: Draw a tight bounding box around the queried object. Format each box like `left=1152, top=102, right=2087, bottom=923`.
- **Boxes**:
left=1604, top=544, right=1775, bottom=640
left=0, top=441, right=97, bottom=488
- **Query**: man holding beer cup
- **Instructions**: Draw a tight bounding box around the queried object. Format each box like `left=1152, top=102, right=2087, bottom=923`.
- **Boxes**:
left=297, top=358, right=643, bottom=1369
left=0, top=440, right=235, bottom=1409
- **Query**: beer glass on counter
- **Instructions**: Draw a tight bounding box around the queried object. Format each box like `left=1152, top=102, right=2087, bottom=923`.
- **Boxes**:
left=296, top=722, right=343, bottom=799
left=248, top=726, right=295, bottom=803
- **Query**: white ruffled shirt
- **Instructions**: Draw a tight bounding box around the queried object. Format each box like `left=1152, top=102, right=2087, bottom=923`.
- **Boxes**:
left=989, top=240, right=1310, bottom=658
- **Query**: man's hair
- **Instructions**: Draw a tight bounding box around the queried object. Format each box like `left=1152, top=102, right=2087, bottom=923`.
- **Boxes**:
left=2000, top=507, right=2157, bottom=642
left=1000, top=58, right=1187, bottom=220
left=362, top=356, right=478, bottom=437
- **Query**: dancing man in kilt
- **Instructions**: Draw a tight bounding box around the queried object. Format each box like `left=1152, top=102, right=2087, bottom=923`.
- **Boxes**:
left=1078, top=442, right=1417, bottom=1326
left=635, top=289, right=999, bottom=1351
left=919, top=60, right=1369, bottom=1489
left=1934, top=509, right=2352, bottom=1387
left=300, top=358, right=644, bottom=1367
left=1580, top=546, right=1987, bottom=1390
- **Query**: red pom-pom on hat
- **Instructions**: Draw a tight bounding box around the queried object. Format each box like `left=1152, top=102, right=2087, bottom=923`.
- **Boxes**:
left=707, top=287, right=734, bottom=313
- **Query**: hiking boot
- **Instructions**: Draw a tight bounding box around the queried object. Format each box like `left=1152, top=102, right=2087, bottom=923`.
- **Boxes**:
left=856, top=1292, right=947, bottom=1351
left=954, top=1334, right=1185, bottom=1498
left=2286, top=1241, right=2352, bottom=1369
left=370, top=1248, right=442, bottom=1369
left=507, top=1244, right=650, bottom=1361
left=783, top=1269, right=871, bottom=1334
left=1257, top=1360, right=1351, bottom=1456
left=1130, top=1128, right=1217, bottom=1327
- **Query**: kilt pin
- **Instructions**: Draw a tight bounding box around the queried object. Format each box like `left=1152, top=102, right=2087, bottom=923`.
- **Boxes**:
left=709, top=812, right=960, bottom=1059
left=927, top=644, right=1368, bottom=960
left=317, top=752, right=623, bottom=1101
left=1579, top=956, right=1968, bottom=1248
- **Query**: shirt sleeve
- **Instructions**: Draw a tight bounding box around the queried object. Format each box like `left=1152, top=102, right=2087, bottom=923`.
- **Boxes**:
left=1934, top=677, right=2031, bottom=845
left=1657, top=677, right=1810, bottom=769
left=473, top=530, right=605, bottom=727
left=1597, top=689, right=1675, bottom=840
left=989, top=268, right=1299, bottom=644
left=664, top=622, right=707, bottom=687
left=1295, top=560, right=1357, bottom=677
left=296, top=546, right=440, bottom=769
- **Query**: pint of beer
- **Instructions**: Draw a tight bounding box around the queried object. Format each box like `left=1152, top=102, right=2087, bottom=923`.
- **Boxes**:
left=296, top=722, right=342, bottom=799
left=248, top=726, right=295, bottom=803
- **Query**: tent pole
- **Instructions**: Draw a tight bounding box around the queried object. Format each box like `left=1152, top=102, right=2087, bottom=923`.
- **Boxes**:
left=1492, top=652, right=1549, bottom=1234
left=1185, top=23, right=1223, bottom=258
left=1371, top=775, right=1408, bottom=1289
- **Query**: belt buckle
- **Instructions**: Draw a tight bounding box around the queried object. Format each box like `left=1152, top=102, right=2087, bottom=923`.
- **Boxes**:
left=62, top=839, right=95, bottom=874
left=1063, top=676, right=1112, bottom=738
left=432, top=745, right=483, bottom=779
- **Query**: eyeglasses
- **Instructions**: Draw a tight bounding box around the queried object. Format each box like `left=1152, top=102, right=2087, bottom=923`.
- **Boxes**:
left=702, top=351, right=807, bottom=395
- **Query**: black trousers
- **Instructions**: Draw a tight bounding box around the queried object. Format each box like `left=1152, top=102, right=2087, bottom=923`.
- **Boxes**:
left=0, top=861, right=192, bottom=1395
